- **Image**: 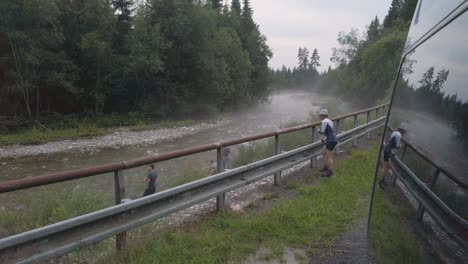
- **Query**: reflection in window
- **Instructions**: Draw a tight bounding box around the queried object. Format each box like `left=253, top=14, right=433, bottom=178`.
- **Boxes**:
left=369, top=10, right=467, bottom=263
left=393, top=11, right=468, bottom=184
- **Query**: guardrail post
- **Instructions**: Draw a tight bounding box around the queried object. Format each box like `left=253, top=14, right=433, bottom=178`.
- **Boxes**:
left=416, top=168, right=441, bottom=220
left=335, top=119, right=341, bottom=155
left=114, top=170, right=126, bottom=250
left=353, top=114, right=359, bottom=147
left=216, top=147, right=225, bottom=210
left=274, top=135, right=282, bottom=185
left=310, top=126, right=317, bottom=168
left=392, top=144, right=408, bottom=186
left=366, top=111, right=371, bottom=139
left=376, top=107, right=380, bottom=119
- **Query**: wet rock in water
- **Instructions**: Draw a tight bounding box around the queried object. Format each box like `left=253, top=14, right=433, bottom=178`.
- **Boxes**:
left=230, top=204, right=243, bottom=212
left=1, top=162, right=7, bottom=166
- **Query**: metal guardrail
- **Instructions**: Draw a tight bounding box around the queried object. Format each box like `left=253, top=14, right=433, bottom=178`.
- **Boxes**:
left=0, top=104, right=388, bottom=264
left=391, top=156, right=468, bottom=246
left=385, top=127, right=468, bottom=245
left=0, top=104, right=388, bottom=194
left=389, top=128, right=468, bottom=190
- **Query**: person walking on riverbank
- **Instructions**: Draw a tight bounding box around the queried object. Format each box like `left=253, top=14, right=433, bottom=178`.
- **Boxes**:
left=143, top=164, right=158, bottom=197
left=222, top=146, right=232, bottom=170
left=318, top=109, right=338, bottom=177
left=379, top=124, right=406, bottom=189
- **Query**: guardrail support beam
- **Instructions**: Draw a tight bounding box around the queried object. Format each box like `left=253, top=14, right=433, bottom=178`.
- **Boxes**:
left=274, top=135, right=281, bottom=185
left=216, top=147, right=225, bottom=211
left=366, top=111, right=371, bottom=139
left=353, top=115, right=358, bottom=147
left=416, top=168, right=441, bottom=221
left=335, top=120, right=341, bottom=155
left=310, top=126, right=317, bottom=168
left=392, top=144, right=408, bottom=186
left=114, top=170, right=126, bottom=250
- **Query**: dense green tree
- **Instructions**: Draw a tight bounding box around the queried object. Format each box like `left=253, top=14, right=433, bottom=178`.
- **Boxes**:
left=111, top=0, right=134, bottom=52
left=297, top=47, right=309, bottom=70
left=418, top=67, right=434, bottom=88
left=211, top=0, right=223, bottom=10
left=315, top=0, right=418, bottom=106
left=383, top=0, right=403, bottom=28
left=2, top=0, right=77, bottom=118
left=401, top=0, right=418, bottom=22
left=366, top=17, right=381, bottom=43
left=330, top=29, right=361, bottom=66
left=310, top=49, right=321, bottom=69
left=1, top=0, right=272, bottom=126
left=231, top=0, right=241, bottom=16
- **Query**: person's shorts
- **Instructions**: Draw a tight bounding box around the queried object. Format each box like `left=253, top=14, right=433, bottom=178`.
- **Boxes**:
left=143, top=186, right=156, bottom=197
left=325, top=141, right=337, bottom=151
left=383, top=151, right=391, bottom=162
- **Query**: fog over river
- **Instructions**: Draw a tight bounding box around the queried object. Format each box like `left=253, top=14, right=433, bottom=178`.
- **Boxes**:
left=0, top=91, right=352, bottom=208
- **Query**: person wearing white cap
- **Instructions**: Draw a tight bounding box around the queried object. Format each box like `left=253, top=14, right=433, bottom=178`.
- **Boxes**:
left=379, top=123, right=407, bottom=189
left=318, top=109, right=338, bottom=177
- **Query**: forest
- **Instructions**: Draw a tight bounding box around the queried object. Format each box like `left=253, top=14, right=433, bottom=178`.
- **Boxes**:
left=0, top=0, right=272, bottom=130
left=272, top=0, right=419, bottom=107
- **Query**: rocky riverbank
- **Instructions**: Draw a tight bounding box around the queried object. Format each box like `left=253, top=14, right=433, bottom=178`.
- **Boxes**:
left=0, top=120, right=231, bottom=159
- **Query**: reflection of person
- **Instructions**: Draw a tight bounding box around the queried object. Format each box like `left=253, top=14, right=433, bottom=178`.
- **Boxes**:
left=379, top=124, right=406, bottom=189
left=208, top=160, right=217, bottom=175
left=143, top=164, right=157, bottom=197
left=318, top=109, right=338, bottom=177
left=222, top=147, right=231, bottom=170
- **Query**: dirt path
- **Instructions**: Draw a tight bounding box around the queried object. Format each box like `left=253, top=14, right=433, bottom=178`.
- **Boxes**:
left=309, top=213, right=369, bottom=264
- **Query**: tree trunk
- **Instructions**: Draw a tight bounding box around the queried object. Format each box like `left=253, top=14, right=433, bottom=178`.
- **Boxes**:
left=36, top=86, right=40, bottom=120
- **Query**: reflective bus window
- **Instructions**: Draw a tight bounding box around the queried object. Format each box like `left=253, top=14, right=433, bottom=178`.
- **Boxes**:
left=369, top=10, right=468, bottom=263
left=405, top=0, right=465, bottom=48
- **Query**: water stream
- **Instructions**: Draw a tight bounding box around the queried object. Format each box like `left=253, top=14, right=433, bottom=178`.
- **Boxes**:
left=0, top=91, right=351, bottom=208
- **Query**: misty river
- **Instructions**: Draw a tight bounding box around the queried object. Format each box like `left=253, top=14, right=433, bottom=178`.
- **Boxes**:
left=0, top=91, right=352, bottom=209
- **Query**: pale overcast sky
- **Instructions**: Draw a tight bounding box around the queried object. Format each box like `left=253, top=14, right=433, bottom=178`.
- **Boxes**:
left=243, top=0, right=393, bottom=71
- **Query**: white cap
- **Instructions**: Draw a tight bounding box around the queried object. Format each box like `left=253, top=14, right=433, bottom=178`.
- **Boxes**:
left=319, top=109, right=328, bottom=116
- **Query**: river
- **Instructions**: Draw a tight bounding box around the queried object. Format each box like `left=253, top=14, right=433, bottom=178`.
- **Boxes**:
left=0, top=91, right=351, bottom=209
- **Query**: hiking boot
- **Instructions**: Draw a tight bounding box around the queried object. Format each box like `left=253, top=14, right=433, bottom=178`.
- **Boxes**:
left=319, top=166, right=329, bottom=173
left=379, top=180, right=386, bottom=189
left=321, top=170, right=333, bottom=177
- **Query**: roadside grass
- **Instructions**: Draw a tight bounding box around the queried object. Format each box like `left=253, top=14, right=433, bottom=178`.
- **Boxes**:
left=369, top=188, right=435, bottom=264
left=170, top=168, right=208, bottom=188
left=0, top=188, right=108, bottom=237
left=106, top=146, right=379, bottom=264
left=0, top=114, right=207, bottom=146
left=233, top=121, right=310, bottom=168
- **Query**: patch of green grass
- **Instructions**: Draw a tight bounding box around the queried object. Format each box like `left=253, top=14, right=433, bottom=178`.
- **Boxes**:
left=263, top=193, right=279, bottom=201
left=369, top=188, right=435, bottom=264
left=106, top=146, right=379, bottom=264
left=232, top=121, right=311, bottom=167
left=0, top=126, right=108, bottom=146
left=0, top=188, right=108, bottom=237
left=170, top=169, right=208, bottom=188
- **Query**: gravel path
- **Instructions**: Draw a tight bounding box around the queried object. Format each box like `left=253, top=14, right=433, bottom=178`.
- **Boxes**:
left=309, top=216, right=369, bottom=264
left=0, top=121, right=230, bottom=159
